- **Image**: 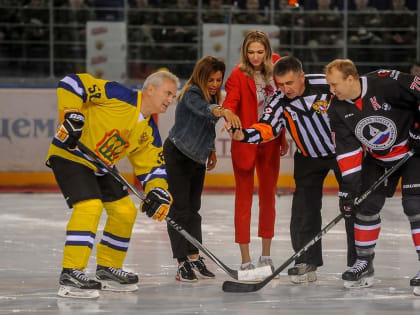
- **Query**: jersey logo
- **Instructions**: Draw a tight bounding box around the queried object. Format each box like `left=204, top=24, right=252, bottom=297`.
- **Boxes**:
left=96, top=129, right=129, bottom=165
left=369, top=97, right=381, bottom=111
left=355, top=116, right=397, bottom=150
left=138, top=132, right=148, bottom=145
left=312, top=100, right=328, bottom=114
left=410, top=76, right=420, bottom=91
left=264, top=107, right=273, bottom=114
left=382, top=103, right=391, bottom=111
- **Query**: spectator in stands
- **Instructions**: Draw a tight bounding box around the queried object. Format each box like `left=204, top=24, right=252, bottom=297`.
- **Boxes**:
left=382, top=0, right=416, bottom=58
left=233, top=0, right=269, bottom=24
left=303, top=0, right=343, bottom=67
left=275, top=0, right=303, bottom=56
left=54, top=0, right=93, bottom=76
left=202, top=0, right=226, bottom=23
left=157, top=0, right=197, bottom=78
left=21, top=0, right=50, bottom=77
left=127, top=0, right=159, bottom=80
left=347, top=0, right=382, bottom=67
left=370, top=0, right=392, bottom=10
left=0, top=0, right=21, bottom=76
left=93, top=0, right=124, bottom=21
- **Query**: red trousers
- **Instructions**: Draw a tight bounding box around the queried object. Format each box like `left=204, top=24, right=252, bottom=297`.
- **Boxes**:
left=232, top=137, right=281, bottom=244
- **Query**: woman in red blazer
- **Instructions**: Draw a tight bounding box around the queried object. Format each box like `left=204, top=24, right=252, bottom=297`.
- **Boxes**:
left=223, top=30, right=288, bottom=271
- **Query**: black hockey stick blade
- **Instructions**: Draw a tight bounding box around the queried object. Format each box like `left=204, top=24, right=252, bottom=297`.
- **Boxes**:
left=222, top=214, right=343, bottom=292
left=222, top=150, right=414, bottom=293
left=76, top=140, right=239, bottom=280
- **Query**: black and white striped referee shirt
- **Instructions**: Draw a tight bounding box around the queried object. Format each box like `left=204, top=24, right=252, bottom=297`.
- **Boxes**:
left=242, top=74, right=336, bottom=158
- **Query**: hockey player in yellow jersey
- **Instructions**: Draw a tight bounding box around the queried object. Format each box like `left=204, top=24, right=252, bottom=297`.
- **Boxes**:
left=46, top=71, right=180, bottom=299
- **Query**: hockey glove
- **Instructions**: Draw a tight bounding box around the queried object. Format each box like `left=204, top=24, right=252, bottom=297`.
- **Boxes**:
left=338, top=191, right=358, bottom=219
left=55, top=112, right=85, bottom=150
left=140, top=187, right=172, bottom=222
left=409, top=123, right=420, bottom=154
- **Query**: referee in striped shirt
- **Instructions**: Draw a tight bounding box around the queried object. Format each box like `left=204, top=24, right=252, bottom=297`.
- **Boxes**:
left=228, top=56, right=356, bottom=284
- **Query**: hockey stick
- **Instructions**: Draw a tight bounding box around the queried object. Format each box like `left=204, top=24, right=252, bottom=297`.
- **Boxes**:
left=75, top=141, right=241, bottom=280
left=222, top=150, right=415, bottom=292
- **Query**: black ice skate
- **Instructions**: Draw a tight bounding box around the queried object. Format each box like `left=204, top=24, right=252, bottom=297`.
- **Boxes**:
left=176, top=261, right=198, bottom=282
left=58, top=268, right=101, bottom=299
left=287, top=263, right=317, bottom=284
left=342, top=258, right=374, bottom=289
left=96, top=265, right=139, bottom=292
left=410, top=271, right=420, bottom=296
left=188, top=256, right=215, bottom=279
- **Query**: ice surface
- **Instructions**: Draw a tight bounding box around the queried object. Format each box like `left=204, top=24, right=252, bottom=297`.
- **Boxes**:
left=0, top=193, right=419, bottom=314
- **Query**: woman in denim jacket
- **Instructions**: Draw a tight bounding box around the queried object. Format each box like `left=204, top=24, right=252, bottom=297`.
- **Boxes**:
left=163, top=56, right=241, bottom=282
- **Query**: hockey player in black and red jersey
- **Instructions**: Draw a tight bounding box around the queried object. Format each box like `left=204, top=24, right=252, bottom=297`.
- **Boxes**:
left=325, top=59, right=420, bottom=295
left=228, top=56, right=356, bottom=284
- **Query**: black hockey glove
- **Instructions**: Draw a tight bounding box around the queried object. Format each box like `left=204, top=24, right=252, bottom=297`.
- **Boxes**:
left=55, top=112, right=85, bottom=150
left=140, top=187, right=172, bottom=222
left=409, top=123, right=420, bottom=154
left=338, top=191, right=358, bottom=219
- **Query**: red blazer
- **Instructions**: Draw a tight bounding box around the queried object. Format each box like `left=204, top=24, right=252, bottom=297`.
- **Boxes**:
left=223, top=54, right=286, bottom=170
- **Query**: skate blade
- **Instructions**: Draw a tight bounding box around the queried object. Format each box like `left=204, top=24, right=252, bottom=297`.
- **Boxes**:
left=194, top=272, right=215, bottom=280
left=413, top=286, right=420, bottom=296
left=57, top=285, right=100, bottom=299
left=343, top=276, right=374, bottom=289
left=238, top=265, right=272, bottom=281
left=289, top=271, right=317, bottom=284
left=98, top=280, right=138, bottom=292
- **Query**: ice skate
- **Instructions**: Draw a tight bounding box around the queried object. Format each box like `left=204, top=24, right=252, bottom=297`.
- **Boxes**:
left=410, top=270, right=420, bottom=296
left=57, top=268, right=101, bottom=299
left=287, top=263, right=317, bottom=284
left=188, top=256, right=215, bottom=279
left=176, top=261, right=198, bottom=282
left=342, top=259, right=374, bottom=289
left=96, top=265, right=138, bottom=292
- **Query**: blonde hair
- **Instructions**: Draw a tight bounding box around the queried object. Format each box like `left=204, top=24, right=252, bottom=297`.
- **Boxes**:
left=324, top=59, right=360, bottom=80
left=178, top=56, right=226, bottom=104
left=239, top=30, right=273, bottom=82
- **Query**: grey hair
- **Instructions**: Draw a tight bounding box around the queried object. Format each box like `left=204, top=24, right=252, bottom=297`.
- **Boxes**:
left=142, top=71, right=180, bottom=90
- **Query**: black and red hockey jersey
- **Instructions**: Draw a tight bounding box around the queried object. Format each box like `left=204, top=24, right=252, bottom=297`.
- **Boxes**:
left=242, top=74, right=336, bottom=158
left=328, top=69, right=420, bottom=194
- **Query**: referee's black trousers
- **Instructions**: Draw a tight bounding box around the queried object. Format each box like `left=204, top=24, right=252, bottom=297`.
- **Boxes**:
left=290, top=152, right=356, bottom=267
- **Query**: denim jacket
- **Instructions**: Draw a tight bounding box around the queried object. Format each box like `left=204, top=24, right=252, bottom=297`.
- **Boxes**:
left=168, top=85, right=220, bottom=165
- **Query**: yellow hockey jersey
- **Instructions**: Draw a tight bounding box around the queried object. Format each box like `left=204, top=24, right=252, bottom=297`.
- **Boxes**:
left=46, top=73, right=167, bottom=193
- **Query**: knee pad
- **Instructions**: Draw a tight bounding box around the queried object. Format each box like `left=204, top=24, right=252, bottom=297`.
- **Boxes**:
left=403, top=195, right=420, bottom=218
left=103, top=196, right=137, bottom=226
left=359, top=193, right=385, bottom=217
left=68, top=199, right=103, bottom=231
